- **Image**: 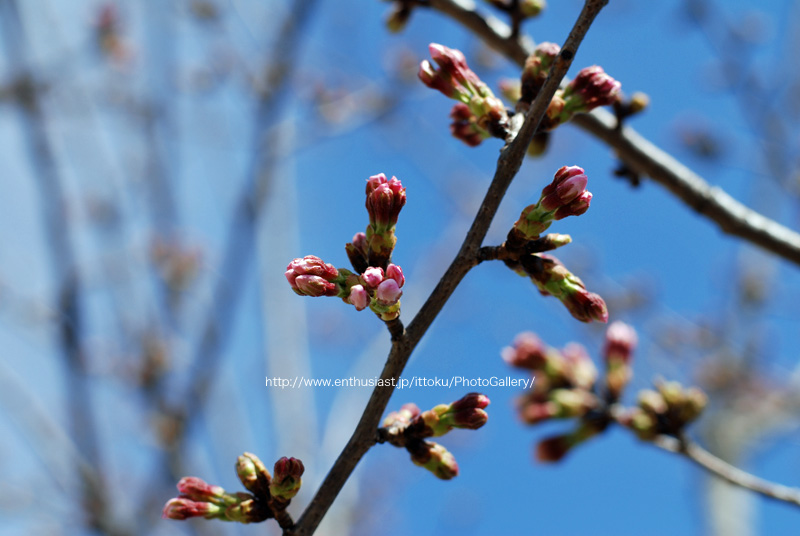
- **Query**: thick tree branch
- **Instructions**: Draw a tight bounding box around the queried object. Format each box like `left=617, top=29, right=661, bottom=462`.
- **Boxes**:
left=653, top=435, right=800, bottom=507
left=291, top=2, right=608, bottom=534
left=426, top=0, right=800, bottom=267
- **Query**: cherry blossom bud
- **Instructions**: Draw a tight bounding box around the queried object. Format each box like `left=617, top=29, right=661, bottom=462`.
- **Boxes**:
left=423, top=393, right=491, bottom=436
left=383, top=402, right=421, bottom=428
left=535, top=420, right=603, bottom=463
left=540, top=166, right=588, bottom=212
left=420, top=43, right=509, bottom=136
left=162, top=498, right=222, bottom=520
left=362, top=266, right=385, bottom=288
left=553, top=191, right=592, bottom=220
left=498, top=78, right=522, bottom=103
left=638, top=389, right=667, bottom=415
left=535, top=435, right=572, bottom=463
left=512, top=166, right=592, bottom=241
left=501, top=331, right=548, bottom=370
left=562, top=343, right=597, bottom=390
left=521, top=42, right=560, bottom=103
left=563, top=65, right=621, bottom=113
left=520, top=0, right=545, bottom=17
left=223, top=496, right=265, bottom=524
left=386, top=264, right=405, bottom=287
left=286, top=256, right=341, bottom=297
left=366, top=173, right=407, bottom=232
left=562, top=286, right=609, bottom=324
left=347, top=284, right=369, bottom=311
left=450, top=103, right=488, bottom=147
left=549, top=388, right=596, bottom=418
left=408, top=440, right=459, bottom=480
left=520, top=400, right=557, bottom=424
left=270, top=457, right=304, bottom=501
left=177, top=477, right=227, bottom=505
left=346, top=232, right=369, bottom=274
left=376, top=279, right=403, bottom=304
left=530, top=254, right=608, bottom=323
left=604, top=321, right=637, bottom=364
left=236, top=452, right=271, bottom=498
left=629, top=91, right=649, bottom=114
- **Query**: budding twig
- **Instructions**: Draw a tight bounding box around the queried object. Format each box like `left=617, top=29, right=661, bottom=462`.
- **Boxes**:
left=291, top=2, right=608, bottom=534
left=425, top=0, right=800, bottom=267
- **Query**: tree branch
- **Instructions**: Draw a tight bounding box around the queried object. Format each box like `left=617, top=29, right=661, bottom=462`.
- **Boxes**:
left=653, top=434, right=800, bottom=507
left=290, top=2, right=609, bottom=534
left=425, top=0, right=800, bottom=267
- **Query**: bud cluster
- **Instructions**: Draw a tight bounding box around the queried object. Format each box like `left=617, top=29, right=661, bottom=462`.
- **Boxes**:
left=620, top=380, right=708, bottom=441
left=542, top=65, right=621, bottom=130
left=163, top=452, right=304, bottom=527
left=379, top=393, right=490, bottom=480
left=287, top=173, right=408, bottom=322
left=502, top=323, right=708, bottom=463
left=516, top=42, right=621, bottom=134
left=418, top=43, right=509, bottom=146
left=503, top=332, right=599, bottom=428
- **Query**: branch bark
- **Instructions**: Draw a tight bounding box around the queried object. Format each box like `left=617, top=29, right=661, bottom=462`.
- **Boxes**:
left=653, top=435, right=800, bottom=507
left=290, top=2, right=609, bottom=534
left=426, top=0, right=800, bottom=267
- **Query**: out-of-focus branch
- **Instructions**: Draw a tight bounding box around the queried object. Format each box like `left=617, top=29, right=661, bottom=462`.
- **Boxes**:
left=291, top=3, right=609, bottom=534
left=425, top=0, right=800, bottom=267
left=0, top=2, right=126, bottom=534
left=652, top=434, right=800, bottom=508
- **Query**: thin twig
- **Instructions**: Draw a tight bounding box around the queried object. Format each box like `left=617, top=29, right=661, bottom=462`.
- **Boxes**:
left=425, top=0, right=800, bottom=267
left=290, top=3, right=608, bottom=534
left=653, top=435, right=800, bottom=507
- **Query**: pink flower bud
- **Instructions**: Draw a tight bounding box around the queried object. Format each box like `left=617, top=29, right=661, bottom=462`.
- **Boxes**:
left=450, top=103, right=487, bottom=147
left=554, top=191, right=592, bottom=220
left=386, top=264, right=405, bottom=287
left=540, top=165, right=588, bottom=212
left=521, top=42, right=561, bottom=102
left=162, top=498, right=220, bottom=520
left=362, top=267, right=385, bottom=288
left=376, top=278, right=403, bottom=304
left=286, top=256, right=340, bottom=296
left=176, top=477, right=226, bottom=504
left=501, top=332, right=548, bottom=369
left=564, top=65, right=621, bottom=111
left=383, top=402, right=421, bottom=427
left=561, top=343, right=598, bottom=390
left=293, top=274, right=338, bottom=297
left=346, top=232, right=369, bottom=273
left=449, top=400, right=489, bottom=430
left=604, top=321, right=637, bottom=364
left=365, top=174, right=406, bottom=232
left=348, top=284, right=369, bottom=311
left=563, top=288, right=609, bottom=324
